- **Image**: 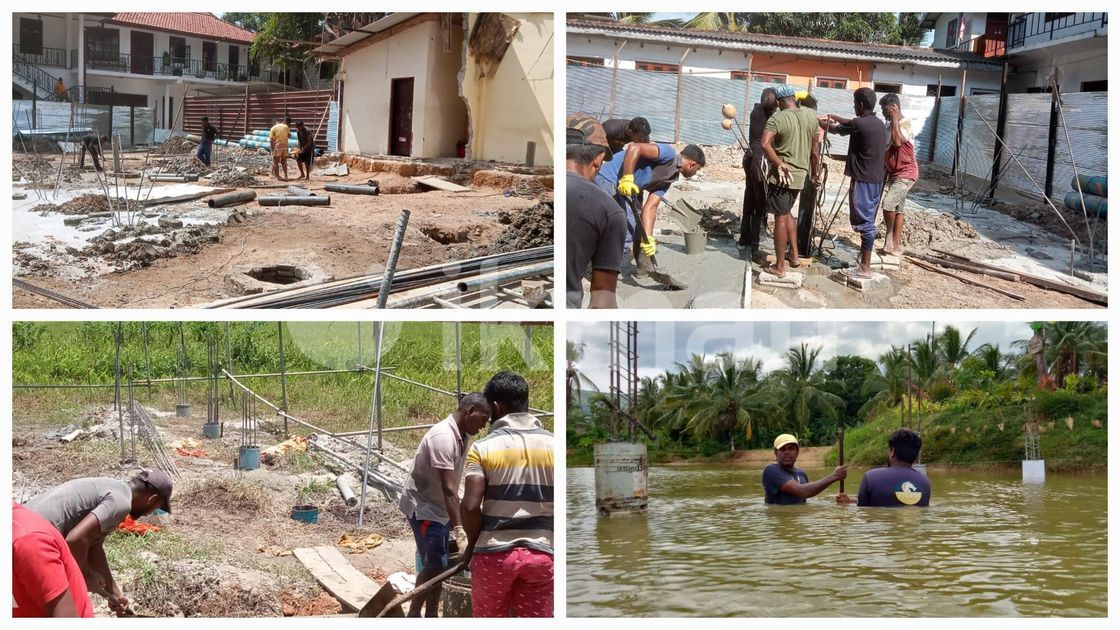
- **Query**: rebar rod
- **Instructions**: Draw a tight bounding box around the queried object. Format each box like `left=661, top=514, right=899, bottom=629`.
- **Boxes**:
left=359, top=321, right=387, bottom=526
left=376, top=210, right=411, bottom=309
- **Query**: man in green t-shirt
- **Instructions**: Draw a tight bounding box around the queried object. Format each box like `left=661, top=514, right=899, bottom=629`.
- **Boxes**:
left=760, top=84, right=821, bottom=278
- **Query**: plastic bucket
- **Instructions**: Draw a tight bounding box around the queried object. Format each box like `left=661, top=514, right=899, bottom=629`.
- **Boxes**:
left=202, top=423, right=221, bottom=439
left=440, top=572, right=473, bottom=617
left=175, top=403, right=192, bottom=418
left=238, top=446, right=260, bottom=470
left=291, top=504, right=319, bottom=524
left=684, top=231, right=707, bottom=255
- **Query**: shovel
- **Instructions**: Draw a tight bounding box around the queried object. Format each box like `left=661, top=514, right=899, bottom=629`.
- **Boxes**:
left=358, top=562, right=467, bottom=618
left=626, top=196, right=687, bottom=290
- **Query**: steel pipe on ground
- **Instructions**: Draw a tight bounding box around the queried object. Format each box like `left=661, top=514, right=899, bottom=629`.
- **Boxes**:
left=150, top=174, right=199, bottom=182
left=258, top=195, right=330, bottom=206
left=207, top=191, right=257, bottom=208
left=336, top=475, right=358, bottom=507
left=324, top=183, right=379, bottom=195
left=286, top=185, right=312, bottom=196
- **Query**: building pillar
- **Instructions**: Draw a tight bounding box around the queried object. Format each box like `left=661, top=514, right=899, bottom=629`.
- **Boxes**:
left=77, top=14, right=85, bottom=91
left=65, top=14, right=73, bottom=69
left=164, top=83, right=172, bottom=129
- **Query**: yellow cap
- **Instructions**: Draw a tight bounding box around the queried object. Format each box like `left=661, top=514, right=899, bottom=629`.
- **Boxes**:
left=774, top=434, right=799, bottom=450
left=794, top=90, right=810, bottom=101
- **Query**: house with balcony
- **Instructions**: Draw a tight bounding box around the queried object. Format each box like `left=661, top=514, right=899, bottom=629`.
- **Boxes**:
left=12, top=12, right=265, bottom=130
left=919, top=12, right=1107, bottom=92
left=566, top=16, right=1004, bottom=98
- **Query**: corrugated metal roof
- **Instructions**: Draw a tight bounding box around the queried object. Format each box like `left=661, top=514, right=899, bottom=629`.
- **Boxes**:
left=108, top=13, right=255, bottom=44
left=310, top=13, right=421, bottom=55
left=567, top=18, right=1003, bottom=70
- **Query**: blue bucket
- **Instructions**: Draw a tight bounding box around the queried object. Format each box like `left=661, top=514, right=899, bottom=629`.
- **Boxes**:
left=291, top=504, right=319, bottom=524
left=202, top=423, right=221, bottom=439
left=238, top=446, right=260, bottom=470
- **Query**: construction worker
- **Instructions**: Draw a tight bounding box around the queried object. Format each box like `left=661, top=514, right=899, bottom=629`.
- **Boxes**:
left=824, top=87, right=887, bottom=278
left=596, top=141, right=706, bottom=263
left=26, top=470, right=173, bottom=615
left=12, top=503, right=94, bottom=617
left=739, top=87, right=778, bottom=258
left=566, top=128, right=626, bottom=309
left=78, top=132, right=105, bottom=172
left=269, top=116, right=290, bottom=181
left=294, top=121, right=315, bottom=180
left=196, top=115, right=217, bottom=167
left=54, top=77, right=67, bottom=100
left=763, top=434, right=846, bottom=505
left=461, top=372, right=554, bottom=617
left=565, top=113, right=609, bottom=150
left=878, top=93, right=920, bottom=256
left=399, top=393, right=491, bottom=617
left=837, top=429, right=931, bottom=507
left=759, top=84, right=820, bottom=277
left=601, top=116, right=652, bottom=154
left=796, top=93, right=827, bottom=255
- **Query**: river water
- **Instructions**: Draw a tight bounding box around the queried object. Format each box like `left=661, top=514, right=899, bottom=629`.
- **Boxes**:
left=567, top=465, right=1107, bottom=617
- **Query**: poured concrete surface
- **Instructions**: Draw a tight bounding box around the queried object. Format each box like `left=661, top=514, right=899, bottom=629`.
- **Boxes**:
left=615, top=230, right=748, bottom=309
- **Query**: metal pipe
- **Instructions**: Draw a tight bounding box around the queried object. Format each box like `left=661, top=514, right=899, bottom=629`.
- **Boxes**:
left=286, top=185, right=312, bottom=196
left=258, top=195, right=330, bottom=206
left=309, top=440, right=401, bottom=496
left=332, top=424, right=437, bottom=437
left=207, top=190, right=256, bottom=207
left=278, top=321, right=288, bottom=434
left=376, top=209, right=411, bottom=309
left=14, top=367, right=376, bottom=390
left=454, top=262, right=555, bottom=294
left=149, top=174, right=199, bottom=182
left=336, top=476, right=358, bottom=507
left=324, top=183, right=378, bottom=195
left=359, top=321, right=387, bottom=527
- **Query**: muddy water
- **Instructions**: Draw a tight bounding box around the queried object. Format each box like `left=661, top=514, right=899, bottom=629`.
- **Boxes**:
left=567, top=465, right=1107, bottom=617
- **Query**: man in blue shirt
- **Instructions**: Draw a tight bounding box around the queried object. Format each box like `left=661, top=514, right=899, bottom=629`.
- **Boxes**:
left=838, top=429, right=931, bottom=507
left=762, top=433, right=847, bottom=505
left=595, top=141, right=706, bottom=260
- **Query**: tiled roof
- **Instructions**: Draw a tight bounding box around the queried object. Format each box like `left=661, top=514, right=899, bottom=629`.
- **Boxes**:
left=108, top=13, right=255, bottom=44
left=567, top=18, right=1002, bottom=69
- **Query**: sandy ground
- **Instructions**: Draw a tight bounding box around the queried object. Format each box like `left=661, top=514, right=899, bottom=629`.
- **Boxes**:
left=12, top=149, right=550, bottom=308
left=604, top=144, right=1106, bottom=309
left=13, top=402, right=417, bottom=617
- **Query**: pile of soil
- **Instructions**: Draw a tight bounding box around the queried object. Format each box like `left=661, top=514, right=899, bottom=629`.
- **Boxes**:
left=281, top=591, right=342, bottom=617
left=481, top=201, right=554, bottom=255
left=160, top=135, right=198, bottom=153
left=36, top=194, right=134, bottom=216
left=15, top=155, right=57, bottom=182
left=177, top=478, right=271, bottom=514
left=154, top=154, right=211, bottom=175
left=208, top=165, right=260, bottom=187
left=697, top=143, right=747, bottom=182
left=15, top=136, right=64, bottom=154
left=122, top=559, right=283, bottom=618
left=901, top=209, right=982, bottom=251
left=86, top=224, right=222, bottom=268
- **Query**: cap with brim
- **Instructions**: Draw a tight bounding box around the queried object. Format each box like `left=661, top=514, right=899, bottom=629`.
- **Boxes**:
left=774, top=84, right=797, bottom=100
left=138, top=469, right=173, bottom=514
left=774, top=433, right=799, bottom=450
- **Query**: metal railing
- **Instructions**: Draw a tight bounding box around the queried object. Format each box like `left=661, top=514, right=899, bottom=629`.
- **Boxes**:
left=946, top=32, right=1006, bottom=58
left=12, top=52, right=64, bottom=100
left=13, top=45, right=69, bottom=68
left=84, top=52, right=261, bottom=82
left=1007, top=12, right=1107, bottom=49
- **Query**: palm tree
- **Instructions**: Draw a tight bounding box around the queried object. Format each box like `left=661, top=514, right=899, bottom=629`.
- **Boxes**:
left=938, top=325, right=977, bottom=368
left=683, top=13, right=750, bottom=32
left=973, top=343, right=1009, bottom=381
left=774, top=343, right=843, bottom=438
left=566, top=341, right=599, bottom=409
left=859, top=346, right=909, bottom=419
left=576, top=13, right=685, bottom=28
left=1044, top=321, right=1107, bottom=386
left=667, top=352, right=776, bottom=451
left=911, top=336, right=943, bottom=396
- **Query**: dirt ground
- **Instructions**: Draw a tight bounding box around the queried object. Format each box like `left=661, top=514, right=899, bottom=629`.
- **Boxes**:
left=12, top=143, right=553, bottom=308
left=12, top=402, right=417, bottom=617
left=653, top=143, right=1106, bottom=310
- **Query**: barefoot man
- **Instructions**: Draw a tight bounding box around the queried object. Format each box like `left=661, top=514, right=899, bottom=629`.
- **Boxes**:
left=878, top=94, right=919, bottom=256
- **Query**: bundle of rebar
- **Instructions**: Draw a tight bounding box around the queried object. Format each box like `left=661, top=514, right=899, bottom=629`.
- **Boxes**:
left=129, top=400, right=182, bottom=479
left=241, top=391, right=258, bottom=448
left=204, top=246, right=553, bottom=309
left=206, top=339, right=220, bottom=428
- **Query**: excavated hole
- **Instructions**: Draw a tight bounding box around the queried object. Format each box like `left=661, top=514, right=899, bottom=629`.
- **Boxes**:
left=247, top=265, right=308, bottom=285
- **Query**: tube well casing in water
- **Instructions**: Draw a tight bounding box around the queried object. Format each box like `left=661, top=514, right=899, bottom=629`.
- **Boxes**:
left=594, top=442, right=648, bottom=516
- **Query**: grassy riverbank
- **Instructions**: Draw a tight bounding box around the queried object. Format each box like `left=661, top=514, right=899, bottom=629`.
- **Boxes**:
left=827, top=388, right=1107, bottom=470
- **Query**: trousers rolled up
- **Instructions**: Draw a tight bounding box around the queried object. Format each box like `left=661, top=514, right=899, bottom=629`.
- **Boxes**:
left=848, top=180, right=882, bottom=252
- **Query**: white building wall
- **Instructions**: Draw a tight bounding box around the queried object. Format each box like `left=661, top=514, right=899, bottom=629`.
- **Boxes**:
left=931, top=13, right=989, bottom=49
left=1009, top=37, right=1108, bottom=91
left=570, top=34, right=754, bottom=73
left=872, top=62, right=1003, bottom=96
left=1014, top=13, right=1106, bottom=50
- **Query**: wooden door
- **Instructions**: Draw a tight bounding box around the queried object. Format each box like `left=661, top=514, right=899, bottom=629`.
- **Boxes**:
left=389, top=77, right=414, bottom=156
left=131, top=31, right=153, bottom=74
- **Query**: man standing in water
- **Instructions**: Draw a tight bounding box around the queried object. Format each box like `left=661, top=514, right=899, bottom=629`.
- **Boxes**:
left=837, top=429, right=931, bottom=507
left=762, top=434, right=846, bottom=504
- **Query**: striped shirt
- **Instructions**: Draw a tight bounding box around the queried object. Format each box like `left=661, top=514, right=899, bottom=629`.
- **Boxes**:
left=464, top=412, right=553, bottom=555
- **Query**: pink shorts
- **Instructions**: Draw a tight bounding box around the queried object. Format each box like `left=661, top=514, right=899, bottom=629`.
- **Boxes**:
left=469, top=547, right=553, bottom=617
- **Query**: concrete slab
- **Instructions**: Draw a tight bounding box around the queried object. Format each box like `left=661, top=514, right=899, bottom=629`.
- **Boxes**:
left=831, top=269, right=890, bottom=292
left=614, top=227, right=747, bottom=309
left=157, top=217, right=184, bottom=229
left=758, top=269, right=804, bottom=288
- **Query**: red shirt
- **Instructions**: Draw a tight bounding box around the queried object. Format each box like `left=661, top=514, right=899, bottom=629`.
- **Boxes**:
left=884, top=118, right=920, bottom=181
left=12, top=503, right=94, bottom=618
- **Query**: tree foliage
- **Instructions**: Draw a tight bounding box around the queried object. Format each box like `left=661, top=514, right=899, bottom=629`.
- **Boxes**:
left=584, top=12, right=930, bottom=45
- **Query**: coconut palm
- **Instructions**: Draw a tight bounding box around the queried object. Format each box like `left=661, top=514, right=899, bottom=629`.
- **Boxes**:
left=576, top=13, right=685, bottom=28
left=910, top=336, right=943, bottom=395
left=859, top=346, right=909, bottom=419
left=683, top=13, right=750, bottom=32
left=774, top=343, right=843, bottom=438
left=973, top=342, right=1009, bottom=381
left=668, top=352, right=776, bottom=451
left=1043, top=321, right=1107, bottom=386
left=938, top=325, right=977, bottom=368
left=566, top=341, right=599, bottom=409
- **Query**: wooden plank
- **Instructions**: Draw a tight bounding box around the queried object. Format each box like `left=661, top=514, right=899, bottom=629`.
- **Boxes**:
left=906, top=253, right=1019, bottom=282
left=930, top=248, right=1107, bottom=305
left=908, top=258, right=1025, bottom=301
left=293, top=546, right=381, bottom=612
left=411, top=175, right=470, bottom=192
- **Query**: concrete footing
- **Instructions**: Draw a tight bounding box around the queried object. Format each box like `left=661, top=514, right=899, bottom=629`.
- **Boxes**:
left=870, top=251, right=902, bottom=270
left=758, top=270, right=804, bottom=288
left=831, top=269, right=890, bottom=291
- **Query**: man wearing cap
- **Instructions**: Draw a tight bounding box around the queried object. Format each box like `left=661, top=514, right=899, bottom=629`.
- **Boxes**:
left=837, top=429, right=931, bottom=507
left=760, top=85, right=821, bottom=278
left=762, top=434, right=846, bottom=505
left=27, top=470, right=174, bottom=615
left=566, top=128, right=627, bottom=309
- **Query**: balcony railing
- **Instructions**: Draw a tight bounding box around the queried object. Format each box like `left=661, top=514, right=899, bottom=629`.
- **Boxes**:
left=12, top=51, right=66, bottom=100
left=84, top=52, right=261, bottom=82
left=947, top=31, right=1006, bottom=58
left=1007, top=12, right=1107, bottom=49
left=13, top=45, right=69, bottom=68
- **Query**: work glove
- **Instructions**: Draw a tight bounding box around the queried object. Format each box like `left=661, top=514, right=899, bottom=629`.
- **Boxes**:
left=639, top=237, right=657, bottom=258
left=451, top=526, right=469, bottom=553
left=617, top=174, right=640, bottom=198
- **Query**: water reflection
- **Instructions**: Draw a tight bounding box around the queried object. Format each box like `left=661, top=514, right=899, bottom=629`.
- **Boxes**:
left=567, top=465, right=1106, bottom=617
